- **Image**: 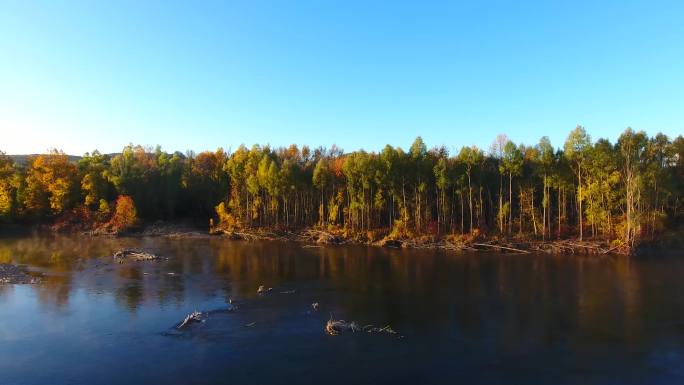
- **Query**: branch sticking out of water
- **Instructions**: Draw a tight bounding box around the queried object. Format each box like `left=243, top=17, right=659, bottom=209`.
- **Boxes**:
left=177, top=311, right=204, bottom=329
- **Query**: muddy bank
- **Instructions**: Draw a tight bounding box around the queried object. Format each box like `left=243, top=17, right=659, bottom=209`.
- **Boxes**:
left=74, top=221, right=211, bottom=238
left=138, top=221, right=210, bottom=238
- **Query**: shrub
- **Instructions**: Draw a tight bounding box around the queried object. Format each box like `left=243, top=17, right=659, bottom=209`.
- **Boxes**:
left=215, top=201, right=239, bottom=231
left=97, top=199, right=111, bottom=221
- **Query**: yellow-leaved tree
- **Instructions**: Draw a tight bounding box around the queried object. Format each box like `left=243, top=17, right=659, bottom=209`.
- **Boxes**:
left=0, top=152, right=16, bottom=220
left=23, top=150, right=79, bottom=217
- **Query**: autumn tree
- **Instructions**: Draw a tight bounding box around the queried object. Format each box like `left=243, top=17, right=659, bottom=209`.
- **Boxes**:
left=4, top=128, right=682, bottom=249
left=491, top=134, right=509, bottom=234
left=23, top=150, right=79, bottom=217
left=617, top=128, right=648, bottom=246
left=313, top=158, right=331, bottom=227
left=500, top=141, right=523, bottom=235
left=0, top=152, right=17, bottom=220
left=110, top=195, right=138, bottom=232
left=184, top=148, right=229, bottom=219
left=564, top=126, right=592, bottom=240
left=536, top=137, right=555, bottom=239
left=458, top=146, right=483, bottom=233
left=79, top=150, right=113, bottom=210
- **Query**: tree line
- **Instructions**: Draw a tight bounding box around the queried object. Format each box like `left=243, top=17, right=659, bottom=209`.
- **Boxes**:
left=1, top=126, right=682, bottom=245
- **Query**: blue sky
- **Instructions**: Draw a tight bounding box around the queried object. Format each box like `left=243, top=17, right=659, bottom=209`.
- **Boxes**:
left=1, top=0, right=682, bottom=155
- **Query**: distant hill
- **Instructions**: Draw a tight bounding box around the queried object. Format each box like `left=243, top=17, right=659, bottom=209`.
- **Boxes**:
left=9, top=154, right=83, bottom=166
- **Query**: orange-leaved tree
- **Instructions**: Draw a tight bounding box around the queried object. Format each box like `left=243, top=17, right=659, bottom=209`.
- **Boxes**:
left=110, top=195, right=138, bottom=232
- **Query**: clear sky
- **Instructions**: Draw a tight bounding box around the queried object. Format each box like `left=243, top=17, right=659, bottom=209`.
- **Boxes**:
left=1, top=0, right=682, bottom=155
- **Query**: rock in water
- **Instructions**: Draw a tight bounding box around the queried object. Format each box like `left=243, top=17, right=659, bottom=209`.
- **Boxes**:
left=0, top=264, right=40, bottom=284
left=113, top=249, right=160, bottom=263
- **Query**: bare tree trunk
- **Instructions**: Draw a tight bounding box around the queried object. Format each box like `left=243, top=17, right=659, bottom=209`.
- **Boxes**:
left=578, top=167, right=583, bottom=241
left=460, top=190, right=465, bottom=235
left=508, top=172, right=513, bottom=235
left=519, top=188, right=523, bottom=235
left=558, top=186, right=562, bottom=239
left=468, top=172, right=473, bottom=234
left=499, top=174, right=504, bottom=234
left=531, top=188, right=538, bottom=235
left=542, top=175, right=546, bottom=240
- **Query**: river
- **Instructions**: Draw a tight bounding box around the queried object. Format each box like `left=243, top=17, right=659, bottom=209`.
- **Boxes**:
left=0, top=235, right=683, bottom=384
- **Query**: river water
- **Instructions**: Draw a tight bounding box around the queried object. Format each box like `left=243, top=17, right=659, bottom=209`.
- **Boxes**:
left=0, top=235, right=683, bottom=384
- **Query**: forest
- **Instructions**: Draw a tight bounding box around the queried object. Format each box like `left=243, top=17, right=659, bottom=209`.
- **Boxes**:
left=1, top=126, right=683, bottom=249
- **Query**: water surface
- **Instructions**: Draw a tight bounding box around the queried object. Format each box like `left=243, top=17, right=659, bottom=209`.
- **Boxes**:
left=1, top=235, right=683, bottom=384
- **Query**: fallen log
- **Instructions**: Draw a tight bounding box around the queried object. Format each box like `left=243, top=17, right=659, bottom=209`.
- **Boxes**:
left=363, top=324, right=398, bottom=334
left=325, top=316, right=401, bottom=337
left=471, top=243, right=531, bottom=254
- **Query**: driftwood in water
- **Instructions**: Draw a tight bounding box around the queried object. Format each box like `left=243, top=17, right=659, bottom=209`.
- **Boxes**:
left=220, top=230, right=295, bottom=242
left=325, top=318, right=401, bottom=337
left=326, top=319, right=360, bottom=335
left=257, top=285, right=272, bottom=294
left=177, top=311, right=204, bottom=329
left=530, top=240, right=629, bottom=255
left=471, top=243, right=531, bottom=254
left=299, top=229, right=346, bottom=245
left=113, top=249, right=161, bottom=263
left=362, top=324, right=398, bottom=334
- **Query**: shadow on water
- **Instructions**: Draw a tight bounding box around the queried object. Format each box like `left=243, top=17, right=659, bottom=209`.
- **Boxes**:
left=0, top=234, right=683, bottom=384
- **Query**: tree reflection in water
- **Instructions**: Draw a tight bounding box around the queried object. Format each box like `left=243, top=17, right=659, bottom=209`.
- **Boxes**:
left=0, top=234, right=683, bottom=379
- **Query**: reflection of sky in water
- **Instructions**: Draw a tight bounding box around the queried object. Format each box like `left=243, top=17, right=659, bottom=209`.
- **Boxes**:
left=0, top=235, right=683, bottom=384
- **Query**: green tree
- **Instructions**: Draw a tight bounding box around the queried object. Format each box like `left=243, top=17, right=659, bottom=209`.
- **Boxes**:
left=312, top=159, right=331, bottom=227
left=500, top=141, right=523, bottom=235
left=617, top=128, right=648, bottom=246
left=79, top=150, right=112, bottom=210
left=458, top=146, right=483, bottom=233
left=564, top=125, right=592, bottom=240
left=537, top=137, right=555, bottom=239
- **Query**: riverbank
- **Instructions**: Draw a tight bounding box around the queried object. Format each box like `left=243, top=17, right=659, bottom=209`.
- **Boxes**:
left=6, top=220, right=668, bottom=256
left=209, top=227, right=634, bottom=255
